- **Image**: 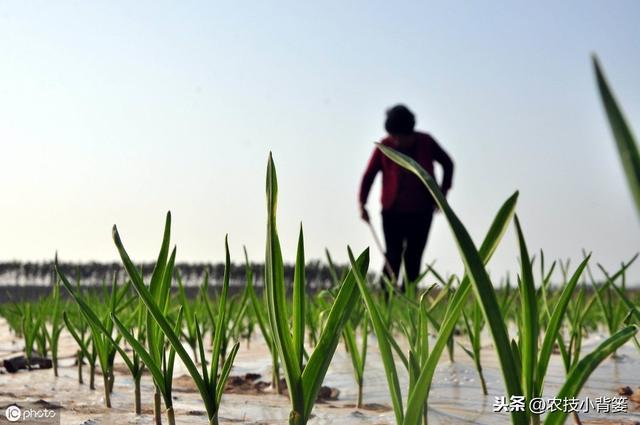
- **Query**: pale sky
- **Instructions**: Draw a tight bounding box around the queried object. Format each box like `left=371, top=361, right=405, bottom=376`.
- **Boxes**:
left=1, top=1, right=639, bottom=284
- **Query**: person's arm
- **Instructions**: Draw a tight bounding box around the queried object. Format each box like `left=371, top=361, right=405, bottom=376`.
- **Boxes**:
left=358, top=148, right=382, bottom=222
left=432, top=138, right=454, bottom=196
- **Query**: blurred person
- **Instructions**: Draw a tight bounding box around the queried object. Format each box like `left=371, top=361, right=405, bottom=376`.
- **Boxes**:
left=359, top=104, right=454, bottom=291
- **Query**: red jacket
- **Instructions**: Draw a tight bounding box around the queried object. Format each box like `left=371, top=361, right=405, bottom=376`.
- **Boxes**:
left=359, top=132, right=454, bottom=212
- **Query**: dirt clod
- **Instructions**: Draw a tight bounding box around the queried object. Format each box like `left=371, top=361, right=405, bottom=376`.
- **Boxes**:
left=617, top=386, right=633, bottom=396
left=316, top=386, right=340, bottom=401
left=2, top=355, right=52, bottom=373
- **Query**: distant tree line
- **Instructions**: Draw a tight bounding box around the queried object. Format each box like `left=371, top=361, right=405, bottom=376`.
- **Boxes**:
left=0, top=260, right=351, bottom=288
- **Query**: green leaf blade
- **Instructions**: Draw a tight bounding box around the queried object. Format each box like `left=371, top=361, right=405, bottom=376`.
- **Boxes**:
left=593, top=55, right=640, bottom=217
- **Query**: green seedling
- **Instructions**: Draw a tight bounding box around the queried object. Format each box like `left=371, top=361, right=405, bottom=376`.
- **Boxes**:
left=57, top=263, right=131, bottom=409
left=244, top=246, right=283, bottom=393
left=378, top=144, right=638, bottom=425
left=264, top=154, right=370, bottom=425
left=113, top=214, right=239, bottom=425
left=63, top=311, right=98, bottom=388
left=459, top=298, right=488, bottom=394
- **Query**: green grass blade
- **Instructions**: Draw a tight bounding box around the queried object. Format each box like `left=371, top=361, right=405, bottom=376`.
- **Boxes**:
left=293, top=225, right=306, bottom=371
left=265, top=153, right=302, bottom=409
left=378, top=144, right=526, bottom=425
left=113, top=224, right=215, bottom=418
left=195, top=317, right=209, bottom=389
left=301, top=249, right=368, bottom=419
left=589, top=273, right=614, bottom=332
left=597, top=264, right=640, bottom=322
left=146, top=213, right=171, bottom=366
left=165, top=308, right=183, bottom=401
left=418, top=295, right=429, bottom=367
left=111, top=312, right=167, bottom=399
left=360, top=318, right=369, bottom=372
left=343, top=323, right=362, bottom=381
left=56, top=262, right=111, bottom=374
left=209, top=236, right=231, bottom=395
left=535, top=255, right=590, bottom=396
left=403, top=192, right=517, bottom=425
left=63, top=312, right=91, bottom=360
left=177, top=273, right=196, bottom=341
left=544, top=325, right=638, bottom=425
left=216, top=341, right=240, bottom=406
left=385, top=324, right=410, bottom=371
left=348, top=247, right=404, bottom=424
left=325, top=249, right=341, bottom=284
left=244, top=248, right=273, bottom=349
left=150, top=211, right=172, bottom=299
left=514, top=215, right=537, bottom=405
left=593, top=56, right=640, bottom=216
left=159, top=248, right=176, bottom=315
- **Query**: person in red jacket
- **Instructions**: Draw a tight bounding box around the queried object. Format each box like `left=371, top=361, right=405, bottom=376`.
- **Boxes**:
left=359, top=105, right=454, bottom=291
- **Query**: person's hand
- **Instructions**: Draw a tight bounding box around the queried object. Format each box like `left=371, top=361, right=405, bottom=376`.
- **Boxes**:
left=360, top=204, right=370, bottom=223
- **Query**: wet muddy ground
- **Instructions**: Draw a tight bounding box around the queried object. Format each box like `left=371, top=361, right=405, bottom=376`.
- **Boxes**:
left=1, top=319, right=639, bottom=424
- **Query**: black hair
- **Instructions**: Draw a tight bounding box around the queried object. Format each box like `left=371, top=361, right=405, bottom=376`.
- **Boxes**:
left=384, top=104, right=415, bottom=135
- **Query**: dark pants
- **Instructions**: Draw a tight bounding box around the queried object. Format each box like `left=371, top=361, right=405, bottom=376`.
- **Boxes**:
left=381, top=209, right=434, bottom=291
